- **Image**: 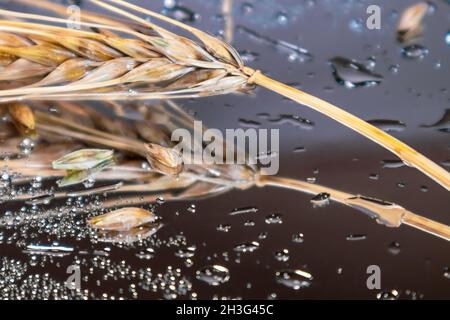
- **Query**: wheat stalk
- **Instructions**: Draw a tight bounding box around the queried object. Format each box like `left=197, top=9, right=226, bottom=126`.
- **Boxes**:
left=0, top=0, right=448, bottom=191
left=1, top=99, right=449, bottom=241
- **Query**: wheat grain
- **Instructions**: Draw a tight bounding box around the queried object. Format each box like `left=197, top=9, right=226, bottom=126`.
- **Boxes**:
left=0, top=0, right=448, bottom=191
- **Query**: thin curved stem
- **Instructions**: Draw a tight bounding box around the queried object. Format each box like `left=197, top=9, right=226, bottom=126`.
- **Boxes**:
left=257, top=175, right=450, bottom=241
left=251, top=71, right=450, bottom=191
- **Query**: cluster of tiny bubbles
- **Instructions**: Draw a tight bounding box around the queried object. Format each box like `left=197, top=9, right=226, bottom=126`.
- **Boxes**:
left=0, top=257, right=88, bottom=300
left=140, top=266, right=193, bottom=300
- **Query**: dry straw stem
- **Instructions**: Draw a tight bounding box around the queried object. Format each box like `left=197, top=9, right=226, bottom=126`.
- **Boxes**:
left=0, top=0, right=448, bottom=191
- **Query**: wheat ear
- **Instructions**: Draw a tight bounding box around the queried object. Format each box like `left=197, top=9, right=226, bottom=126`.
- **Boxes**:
left=0, top=0, right=448, bottom=191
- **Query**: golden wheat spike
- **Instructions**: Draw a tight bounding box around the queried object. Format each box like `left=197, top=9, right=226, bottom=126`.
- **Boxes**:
left=0, top=0, right=448, bottom=191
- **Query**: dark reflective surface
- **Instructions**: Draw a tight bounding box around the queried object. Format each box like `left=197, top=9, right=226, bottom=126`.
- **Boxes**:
left=1, top=0, right=449, bottom=299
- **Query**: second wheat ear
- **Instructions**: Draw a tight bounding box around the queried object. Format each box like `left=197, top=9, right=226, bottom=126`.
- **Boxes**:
left=0, top=0, right=449, bottom=190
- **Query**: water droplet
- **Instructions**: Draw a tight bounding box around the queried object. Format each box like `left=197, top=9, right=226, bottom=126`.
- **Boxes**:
left=330, top=57, right=383, bottom=88
left=389, top=64, right=400, bottom=74
left=367, top=119, right=406, bottom=132
left=241, top=2, right=254, bottom=15
left=369, top=173, right=379, bottom=180
left=292, top=233, right=304, bottom=243
left=443, top=267, right=450, bottom=280
left=346, top=234, right=367, bottom=241
left=175, top=246, right=196, bottom=258
left=18, top=138, right=35, bottom=155
left=234, top=241, right=260, bottom=253
left=230, top=206, right=258, bottom=216
left=349, top=19, right=363, bottom=33
left=195, top=265, right=230, bottom=286
left=275, top=12, right=289, bottom=25
left=265, top=213, right=283, bottom=224
left=274, top=249, right=290, bottom=262
left=381, top=159, right=406, bottom=169
left=445, top=31, right=450, bottom=46
left=83, top=177, right=95, bottom=188
left=162, top=4, right=198, bottom=22
left=401, top=45, right=429, bottom=60
left=275, top=269, right=313, bottom=290
left=310, top=192, right=330, bottom=207
left=388, top=241, right=401, bottom=255
left=239, top=50, right=259, bottom=63
left=377, top=289, right=399, bottom=300
left=244, top=220, right=255, bottom=227
left=216, top=224, right=231, bottom=232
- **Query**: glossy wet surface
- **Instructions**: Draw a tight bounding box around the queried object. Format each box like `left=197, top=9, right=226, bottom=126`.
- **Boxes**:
left=0, top=0, right=449, bottom=299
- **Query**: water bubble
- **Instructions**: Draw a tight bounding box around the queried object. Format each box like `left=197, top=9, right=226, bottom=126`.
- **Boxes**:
left=258, top=232, right=268, bottom=240
left=234, top=241, right=260, bottom=253
left=229, top=206, right=259, bottom=217
left=377, top=289, right=399, bottom=300
left=275, top=12, right=289, bottom=25
left=18, top=138, right=35, bottom=155
left=401, top=45, right=429, bottom=60
left=216, top=224, right=231, bottom=232
left=367, top=119, right=406, bottom=132
left=443, top=267, right=450, bottom=280
left=346, top=234, right=367, bottom=241
left=163, top=4, right=198, bottom=22
left=241, top=2, right=254, bottom=15
left=30, top=176, right=42, bottom=189
left=274, top=249, right=290, bottom=262
left=195, top=265, right=230, bottom=286
left=389, top=64, right=400, bottom=74
left=292, top=233, right=304, bottom=243
left=175, top=246, right=196, bottom=258
left=275, top=269, right=313, bottom=290
left=0, top=172, right=11, bottom=189
left=83, top=177, right=95, bottom=188
left=388, top=241, right=401, bottom=255
left=369, top=173, right=379, bottom=180
left=244, top=220, right=255, bottom=227
left=265, top=213, right=283, bottom=224
left=349, top=19, right=363, bottom=33
left=310, top=193, right=330, bottom=207
left=330, top=57, right=383, bottom=88
left=445, top=31, right=450, bottom=46
left=187, top=204, right=196, bottom=213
